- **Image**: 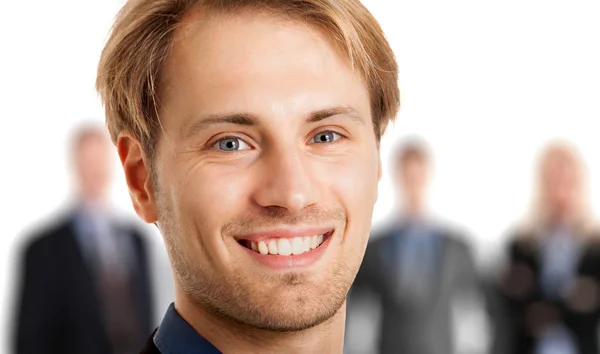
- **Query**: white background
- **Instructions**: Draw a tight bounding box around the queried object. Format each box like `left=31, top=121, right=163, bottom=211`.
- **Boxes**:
left=1, top=0, right=599, bottom=351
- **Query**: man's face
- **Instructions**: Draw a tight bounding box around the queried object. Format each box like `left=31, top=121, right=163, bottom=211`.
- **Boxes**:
left=149, top=11, right=380, bottom=331
left=75, top=135, right=113, bottom=200
left=398, top=158, right=429, bottom=208
left=541, top=152, right=580, bottom=220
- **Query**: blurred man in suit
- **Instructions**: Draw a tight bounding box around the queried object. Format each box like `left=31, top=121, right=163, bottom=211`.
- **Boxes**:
left=14, top=124, right=154, bottom=354
left=348, top=140, right=488, bottom=354
left=500, top=141, right=600, bottom=354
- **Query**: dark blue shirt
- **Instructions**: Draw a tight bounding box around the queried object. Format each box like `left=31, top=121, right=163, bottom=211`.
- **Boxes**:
left=154, top=303, right=221, bottom=354
left=382, top=220, right=441, bottom=272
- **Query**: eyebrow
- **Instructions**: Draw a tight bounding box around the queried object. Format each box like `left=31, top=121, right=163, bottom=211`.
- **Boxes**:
left=307, top=106, right=363, bottom=124
left=181, top=106, right=364, bottom=139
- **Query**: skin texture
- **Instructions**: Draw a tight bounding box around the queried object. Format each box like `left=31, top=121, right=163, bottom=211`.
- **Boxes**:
left=118, top=9, right=382, bottom=353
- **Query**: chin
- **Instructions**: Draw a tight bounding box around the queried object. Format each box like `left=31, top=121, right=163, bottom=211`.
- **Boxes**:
left=242, top=300, right=343, bottom=332
left=224, top=280, right=346, bottom=332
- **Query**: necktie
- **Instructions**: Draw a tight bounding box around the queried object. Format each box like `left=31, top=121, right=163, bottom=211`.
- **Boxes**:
left=398, top=225, right=435, bottom=300
left=91, top=219, right=143, bottom=354
left=540, top=228, right=580, bottom=300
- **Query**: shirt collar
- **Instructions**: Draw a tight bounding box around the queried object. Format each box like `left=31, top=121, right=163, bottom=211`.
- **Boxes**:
left=394, top=214, right=434, bottom=232
left=154, top=303, right=221, bottom=354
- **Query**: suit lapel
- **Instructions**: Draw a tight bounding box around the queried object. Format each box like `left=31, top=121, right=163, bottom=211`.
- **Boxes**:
left=63, top=217, right=112, bottom=337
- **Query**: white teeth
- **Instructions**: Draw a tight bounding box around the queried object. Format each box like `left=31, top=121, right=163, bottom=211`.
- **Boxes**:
left=292, top=237, right=305, bottom=255
left=268, top=240, right=278, bottom=255
left=303, top=236, right=311, bottom=252
left=247, top=234, right=326, bottom=256
left=278, top=238, right=292, bottom=256
left=258, top=241, right=269, bottom=255
left=310, top=235, right=319, bottom=249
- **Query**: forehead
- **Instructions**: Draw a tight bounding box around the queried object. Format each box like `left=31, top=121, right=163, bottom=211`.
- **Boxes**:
left=158, top=8, right=368, bottom=119
left=76, top=133, right=108, bottom=151
left=169, top=8, right=348, bottom=75
left=544, top=149, right=577, bottom=167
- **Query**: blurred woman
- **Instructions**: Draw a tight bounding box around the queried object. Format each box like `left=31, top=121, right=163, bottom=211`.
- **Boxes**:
left=500, top=141, right=600, bottom=354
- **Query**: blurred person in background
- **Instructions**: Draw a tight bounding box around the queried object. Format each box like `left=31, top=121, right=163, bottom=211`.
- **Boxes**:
left=347, top=139, right=490, bottom=354
left=13, top=124, right=155, bottom=354
left=500, top=141, right=600, bottom=354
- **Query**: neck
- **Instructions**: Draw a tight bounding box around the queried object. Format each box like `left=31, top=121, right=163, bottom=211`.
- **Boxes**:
left=175, top=289, right=346, bottom=354
left=545, top=205, right=577, bottom=228
left=78, top=194, right=107, bottom=209
left=402, top=200, right=425, bottom=218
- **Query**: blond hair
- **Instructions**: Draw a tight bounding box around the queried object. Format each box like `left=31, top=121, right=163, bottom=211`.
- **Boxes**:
left=96, top=0, right=400, bottom=160
left=521, top=140, right=597, bottom=237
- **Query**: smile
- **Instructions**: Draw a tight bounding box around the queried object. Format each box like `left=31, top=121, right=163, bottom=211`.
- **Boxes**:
left=235, top=228, right=334, bottom=268
left=240, top=233, right=328, bottom=256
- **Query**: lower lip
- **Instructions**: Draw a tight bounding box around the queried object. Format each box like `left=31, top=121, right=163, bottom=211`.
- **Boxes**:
left=240, top=234, right=332, bottom=269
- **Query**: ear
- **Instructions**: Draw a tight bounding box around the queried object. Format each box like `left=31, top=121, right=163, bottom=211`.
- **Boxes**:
left=116, top=132, right=159, bottom=223
left=378, top=155, right=383, bottom=182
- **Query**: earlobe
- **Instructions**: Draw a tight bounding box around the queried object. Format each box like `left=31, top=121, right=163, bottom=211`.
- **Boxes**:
left=117, top=133, right=159, bottom=223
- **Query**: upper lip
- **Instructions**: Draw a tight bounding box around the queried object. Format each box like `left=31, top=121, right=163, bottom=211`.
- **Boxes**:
left=234, top=227, right=334, bottom=242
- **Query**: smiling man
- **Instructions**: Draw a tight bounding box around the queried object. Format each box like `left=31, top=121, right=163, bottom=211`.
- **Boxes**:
left=96, top=0, right=399, bottom=353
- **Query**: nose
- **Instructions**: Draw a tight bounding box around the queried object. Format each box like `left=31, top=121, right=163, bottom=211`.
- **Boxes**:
left=252, top=147, right=319, bottom=213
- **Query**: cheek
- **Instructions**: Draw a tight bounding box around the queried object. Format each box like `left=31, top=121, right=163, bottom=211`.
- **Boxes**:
left=325, top=149, right=379, bottom=224
left=174, top=165, right=251, bottom=231
left=160, top=164, right=253, bottom=266
left=326, top=156, right=378, bottom=264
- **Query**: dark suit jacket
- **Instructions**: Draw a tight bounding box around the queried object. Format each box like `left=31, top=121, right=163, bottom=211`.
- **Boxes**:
left=499, top=231, right=600, bottom=354
left=348, top=224, right=482, bottom=354
left=14, top=216, right=155, bottom=354
left=140, top=330, right=160, bottom=354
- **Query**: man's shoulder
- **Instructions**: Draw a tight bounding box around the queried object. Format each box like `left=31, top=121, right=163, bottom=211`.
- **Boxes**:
left=13, top=217, right=74, bottom=272
left=433, top=225, right=478, bottom=265
left=114, top=217, right=150, bottom=241
left=434, top=222, right=469, bottom=243
left=364, top=231, right=390, bottom=259
left=368, top=224, right=397, bottom=244
left=23, top=217, right=73, bottom=252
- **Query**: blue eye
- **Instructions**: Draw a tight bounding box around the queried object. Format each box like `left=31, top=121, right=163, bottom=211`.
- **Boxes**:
left=213, top=137, right=251, bottom=151
left=310, top=131, right=341, bottom=144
